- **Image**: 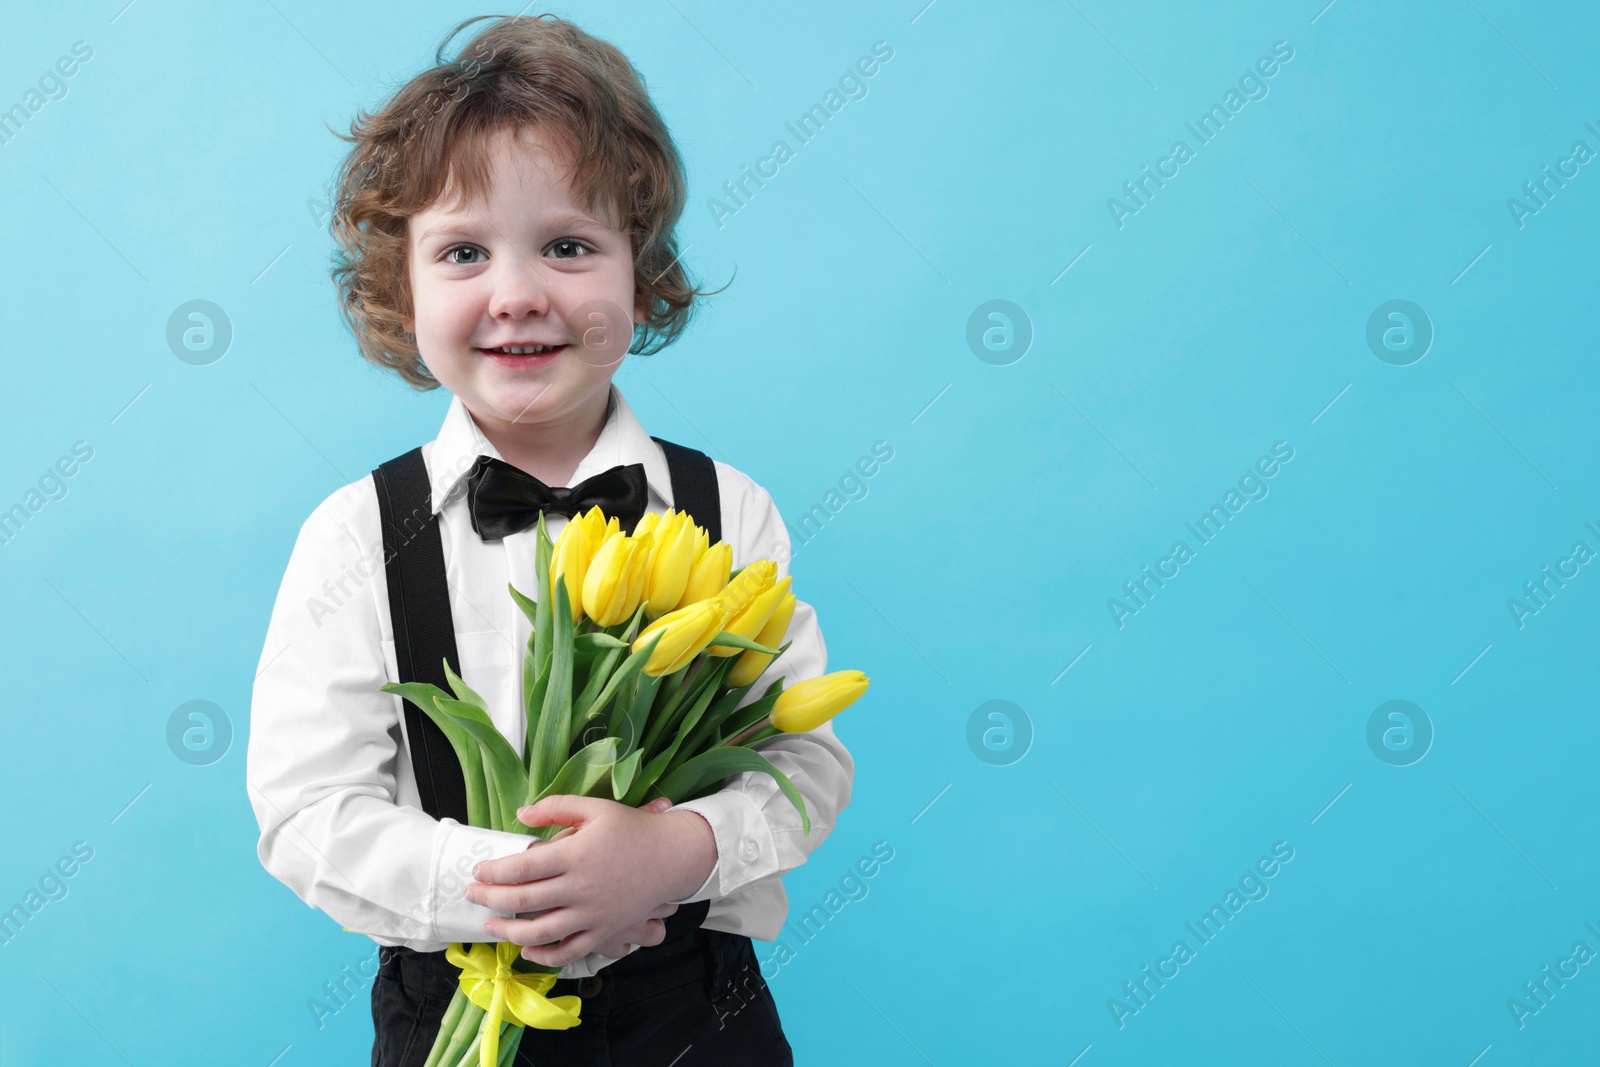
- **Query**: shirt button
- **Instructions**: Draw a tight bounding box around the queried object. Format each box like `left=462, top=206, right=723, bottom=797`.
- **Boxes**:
left=740, top=838, right=760, bottom=862
left=579, top=975, right=603, bottom=998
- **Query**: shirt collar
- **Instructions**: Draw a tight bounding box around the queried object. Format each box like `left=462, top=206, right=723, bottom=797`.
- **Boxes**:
left=426, top=382, right=675, bottom=516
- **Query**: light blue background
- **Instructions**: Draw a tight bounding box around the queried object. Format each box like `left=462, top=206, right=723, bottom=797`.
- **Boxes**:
left=1, top=0, right=1597, bottom=1063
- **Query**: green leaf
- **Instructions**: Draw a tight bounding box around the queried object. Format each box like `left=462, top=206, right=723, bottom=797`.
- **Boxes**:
left=524, top=736, right=621, bottom=831
left=612, top=671, right=662, bottom=756
left=575, top=632, right=628, bottom=652
left=658, top=657, right=731, bottom=765
left=619, top=602, right=649, bottom=641
left=638, top=652, right=727, bottom=758
left=704, top=631, right=780, bottom=655
left=380, top=681, right=490, bottom=828
left=627, top=657, right=732, bottom=804
left=577, top=628, right=665, bottom=732
left=442, top=657, right=490, bottom=713
left=380, top=679, right=450, bottom=714
left=477, top=743, right=518, bottom=833
left=532, top=512, right=555, bottom=692
left=612, top=748, right=642, bottom=801
left=637, top=658, right=693, bottom=759
left=433, top=695, right=527, bottom=814
left=629, top=747, right=676, bottom=807
left=741, top=724, right=782, bottom=747
left=716, top=677, right=787, bottom=744
left=676, top=674, right=766, bottom=766
left=571, top=643, right=625, bottom=745
left=655, top=746, right=811, bottom=836
left=524, top=514, right=558, bottom=774
left=507, top=581, right=539, bottom=627
left=522, top=647, right=551, bottom=773
left=528, top=576, right=575, bottom=795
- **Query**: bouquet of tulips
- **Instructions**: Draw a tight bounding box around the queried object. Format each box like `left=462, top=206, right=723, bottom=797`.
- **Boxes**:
left=380, top=504, right=868, bottom=1067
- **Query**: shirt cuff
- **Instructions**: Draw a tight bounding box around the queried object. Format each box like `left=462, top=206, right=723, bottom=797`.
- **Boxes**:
left=429, top=820, right=539, bottom=943
left=665, top=790, right=780, bottom=904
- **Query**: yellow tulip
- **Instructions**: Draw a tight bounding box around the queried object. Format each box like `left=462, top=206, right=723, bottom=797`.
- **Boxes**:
left=727, top=587, right=796, bottom=688
left=621, top=529, right=654, bottom=619
left=632, top=596, right=733, bottom=676
left=642, top=510, right=703, bottom=619
left=582, top=528, right=653, bottom=626
left=677, top=539, right=731, bottom=609
left=549, top=510, right=599, bottom=624
left=719, top=561, right=776, bottom=614
left=709, top=566, right=781, bottom=657
left=771, top=670, right=869, bottom=733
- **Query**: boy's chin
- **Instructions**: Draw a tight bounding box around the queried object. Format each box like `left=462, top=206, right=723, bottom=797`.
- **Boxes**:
left=473, top=380, right=568, bottom=425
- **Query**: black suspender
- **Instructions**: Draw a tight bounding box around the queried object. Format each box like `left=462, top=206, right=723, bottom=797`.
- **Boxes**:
left=649, top=436, right=720, bottom=548
left=372, top=438, right=722, bottom=822
left=372, top=448, right=472, bottom=824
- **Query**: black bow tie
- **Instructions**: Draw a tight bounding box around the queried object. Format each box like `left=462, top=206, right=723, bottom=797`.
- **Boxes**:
left=464, top=456, right=648, bottom=541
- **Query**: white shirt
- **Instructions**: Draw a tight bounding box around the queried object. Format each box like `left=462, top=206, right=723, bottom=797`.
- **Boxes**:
left=246, top=383, right=853, bottom=979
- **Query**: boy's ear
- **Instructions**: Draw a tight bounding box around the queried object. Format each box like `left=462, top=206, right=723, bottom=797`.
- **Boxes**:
left=632, top=292, right=649, bottom=324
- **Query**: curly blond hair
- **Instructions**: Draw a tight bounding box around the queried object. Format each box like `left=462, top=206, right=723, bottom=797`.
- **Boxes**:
left=328, top=14, right=714, bottom=389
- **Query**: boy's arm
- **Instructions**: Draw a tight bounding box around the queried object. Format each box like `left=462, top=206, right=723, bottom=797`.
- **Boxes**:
left=245, top=484, right=537, bottom=947
left=662, top=481, right=856, bottom=904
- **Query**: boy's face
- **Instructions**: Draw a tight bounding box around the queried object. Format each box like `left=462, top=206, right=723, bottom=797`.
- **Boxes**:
left=404, top=125, right=644, bottom=436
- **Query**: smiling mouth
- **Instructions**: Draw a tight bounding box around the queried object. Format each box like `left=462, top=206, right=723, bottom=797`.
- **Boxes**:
left=480, top=344, right=568, bottom=356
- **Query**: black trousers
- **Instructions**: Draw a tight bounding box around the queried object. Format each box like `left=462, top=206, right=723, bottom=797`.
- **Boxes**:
left=371, top=902, right=793, bottom=1066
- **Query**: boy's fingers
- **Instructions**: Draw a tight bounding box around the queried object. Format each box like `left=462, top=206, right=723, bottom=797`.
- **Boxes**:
left=521, top=927, right=608, bottom=972
left=640, top=797, right=672, bottom=814
left=596, top=918, right=665, bottom=958
left=471, top=842, right=567, bottom=885
left=486, top=908, right=583, bottom=950
left=469, top=877, right=563, bottom=915
left=518, top=794, right=601, bottom=831
left=522, top=927, right=600, bottom=967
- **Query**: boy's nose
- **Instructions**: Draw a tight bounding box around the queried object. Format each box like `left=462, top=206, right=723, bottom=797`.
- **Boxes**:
left=487, top=257, right=556, bottom=320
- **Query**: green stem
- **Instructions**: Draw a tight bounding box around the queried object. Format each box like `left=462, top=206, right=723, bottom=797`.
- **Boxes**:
left=439, top=1001, right=486, bottom=1067
left=724, top=722, right=779, bottom=748
left=639, top=657, right=703, bottom=757
left=455, top=1028, right=482, bottom=1067
left=423, top=987, right=469, bottom=1067
left=495, top=1020, right=525, bottom=1067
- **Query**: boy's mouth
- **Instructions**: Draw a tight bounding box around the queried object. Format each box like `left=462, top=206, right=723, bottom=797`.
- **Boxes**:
left=479, top=343, right=569, bottom=363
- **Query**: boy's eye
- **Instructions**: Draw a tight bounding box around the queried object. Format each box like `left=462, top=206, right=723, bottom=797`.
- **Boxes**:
left=549, top=239, right=592, bottom=260
left=443, top=244, right=485, bottom=265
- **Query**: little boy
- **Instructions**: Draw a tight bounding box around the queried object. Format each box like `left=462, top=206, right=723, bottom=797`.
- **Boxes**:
left=245, top=14, right=853, bottom=1065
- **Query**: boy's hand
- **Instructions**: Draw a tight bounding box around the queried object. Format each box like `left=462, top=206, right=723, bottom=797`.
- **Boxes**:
left=466, top=794, right=718, bottom=967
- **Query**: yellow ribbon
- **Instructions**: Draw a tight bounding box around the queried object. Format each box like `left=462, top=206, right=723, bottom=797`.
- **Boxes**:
left=446, top=941, right=583, bottom=1065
